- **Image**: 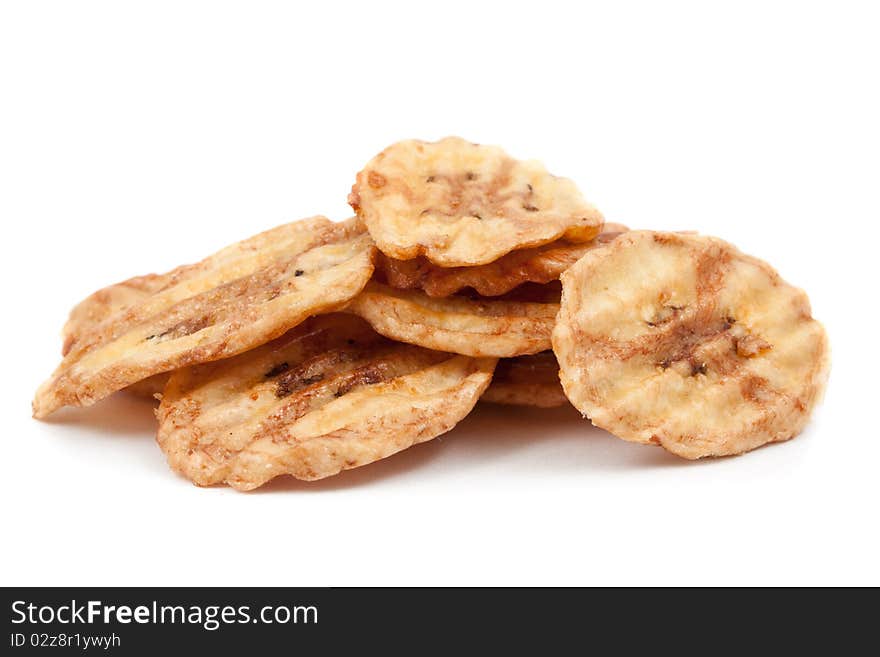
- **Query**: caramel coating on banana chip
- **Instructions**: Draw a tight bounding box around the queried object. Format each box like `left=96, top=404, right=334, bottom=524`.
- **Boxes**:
left=157, top=315, right=495, bottom=489
left=344, top=281, right=559, bottom=358
left=552, top=231, right=830, bottom=458
left=481, top=352, right=567, bottom=408
left=34, top=217, right=375, bottom=418
left=349, top=137, right=603, bottom=266
left=379, top=223, right=629, bottom=298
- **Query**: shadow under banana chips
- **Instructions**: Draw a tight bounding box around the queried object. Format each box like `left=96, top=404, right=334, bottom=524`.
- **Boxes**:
left=481, top=351, right=568, bottom=408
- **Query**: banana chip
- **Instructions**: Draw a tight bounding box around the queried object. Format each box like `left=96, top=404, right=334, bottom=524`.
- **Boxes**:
left=157, top=315, right=496, bottom=489
left=349, top=137, right=603, bottom=266
left=33, top=217, right=375, bottom=418
left=378, top=223, right=628, bottom=297
left=344, top=281, right=559, bottom=358
left=62, top=274, right=167, bottom=356
left=481, top=352, right=567, bottom=408
left=553, top=231, right=830, bottom=458
left=61, top=275, right=169, bottom=399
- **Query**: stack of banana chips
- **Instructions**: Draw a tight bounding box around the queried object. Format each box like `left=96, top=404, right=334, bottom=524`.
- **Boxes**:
left=33, top=137, right=830, bottom=489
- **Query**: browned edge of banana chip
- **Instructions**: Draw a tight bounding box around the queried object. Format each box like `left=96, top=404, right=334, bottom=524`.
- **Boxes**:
left=552, top=230, right=830, bottom=459
left=349, top=137, right=604, bottom=267
left=156, top=314, right=497, bottom=490
left=343, top=281, right=559, bottom=358
left=378, top=223, right=629, bottom=298
left=481, top=351, right=568, bottom=408
left=33, top=217, right=375, bottom=418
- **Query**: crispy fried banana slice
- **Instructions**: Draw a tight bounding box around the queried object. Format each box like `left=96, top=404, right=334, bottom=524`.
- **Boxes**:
left=379, top=223, right=629, bottom=298
left=61, top=275, right=171, bottom=399
left=349, top=137, right=603, bottom=266
left=157, top=315, right=496, bottom=489
left=34, top=217, right=375, bottom=418
left=344, top=281, right=558, bottom=358
left=62, top=274, right=168, bottom=356
left=553, top=231, right=830, bottom=459
left=481, top=351, right=567, bottom=408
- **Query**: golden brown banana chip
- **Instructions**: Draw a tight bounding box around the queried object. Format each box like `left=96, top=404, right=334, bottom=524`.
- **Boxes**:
left=349, top=137, right=604, bottom=266
left=157, top=314, right=496, bottom=489
left=378, top=223, right=629, bottom=298
left=344, top=281, right=559, bottom=358
left=553, top=231, right=830, bottom=459
left=62, top=274, right=167, bottom=356
left=481, top=352, right=567, bottom=408
left=33, top=217, right=375, bottom=418
left=61, top=275, right=170, bottom=399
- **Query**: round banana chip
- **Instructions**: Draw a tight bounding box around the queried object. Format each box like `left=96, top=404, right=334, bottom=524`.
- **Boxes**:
left=344, top=281, right=559, bottom=358
left=553, top=231, right=830, bottom=459
left=33, top=217, right=375, bottom=418
left=157, top=314, right=496, bottom=489
left=379, top=223, right=629, bottom=298
left=481, top=352, right=568, bottom=408
left=349, top=137, right=604, bottom=266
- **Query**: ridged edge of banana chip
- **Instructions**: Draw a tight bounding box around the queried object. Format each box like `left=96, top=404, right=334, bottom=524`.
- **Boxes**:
left=344, top=281, right=559, bottom=358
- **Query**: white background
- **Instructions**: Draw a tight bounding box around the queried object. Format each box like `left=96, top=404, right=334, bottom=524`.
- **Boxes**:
left=1, top=1, right=877, bottom=586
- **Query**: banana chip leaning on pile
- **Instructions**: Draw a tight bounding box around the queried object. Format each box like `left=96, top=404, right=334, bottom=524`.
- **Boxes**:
left=552, top=231, right=830, bottom=458
left=33, top=217, right=374, bottom=418
left=33, top=137, right=830, bottom=489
